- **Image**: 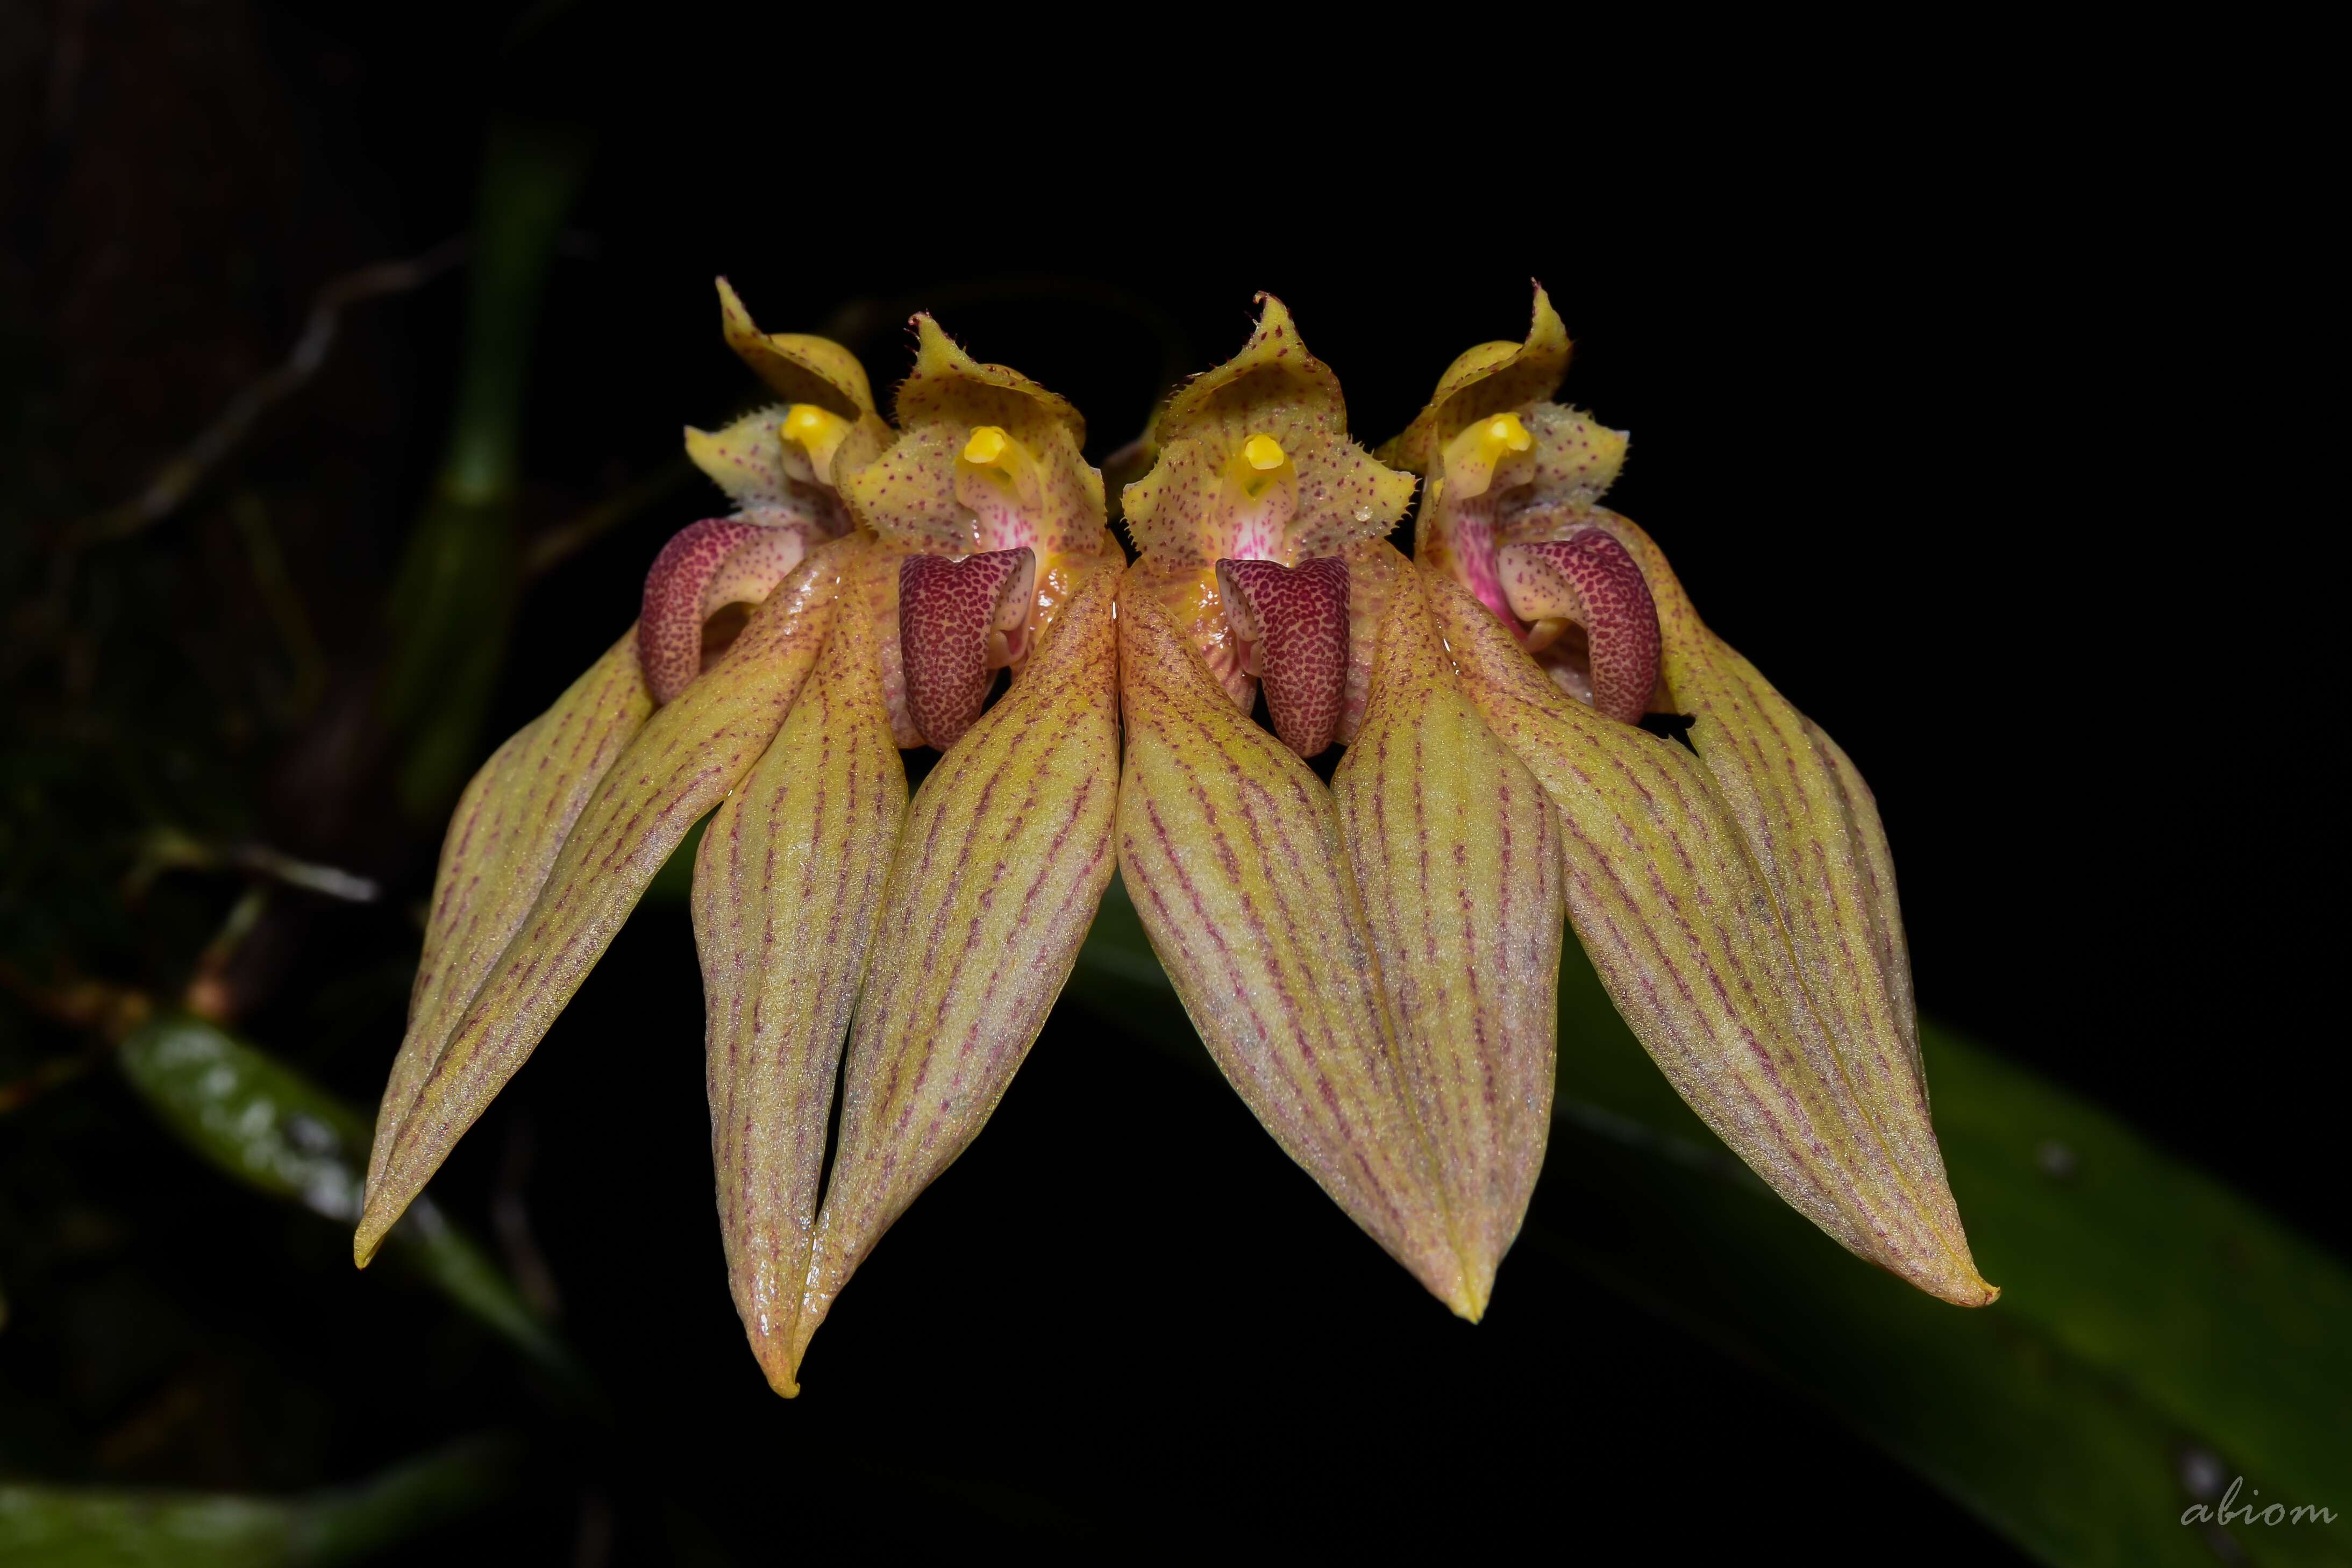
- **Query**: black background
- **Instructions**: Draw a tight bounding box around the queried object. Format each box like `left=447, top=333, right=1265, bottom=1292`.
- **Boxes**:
left=2, top=3, right=2330, bottom=1562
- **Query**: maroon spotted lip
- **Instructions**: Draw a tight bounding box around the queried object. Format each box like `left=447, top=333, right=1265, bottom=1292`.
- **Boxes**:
left=1496, top=529, right=1662, bottom=725
left=1215, top=555, right=1351, bottom=759
left=896, top=546, right=1037, bottom=750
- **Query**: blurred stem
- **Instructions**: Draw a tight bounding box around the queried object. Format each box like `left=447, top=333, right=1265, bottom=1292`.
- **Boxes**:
left=381, top=117, right=593, bottom=820
left=0, top=963, right=152, bottom=1045
left=0, top=1046, right=106, bottom=1116
left=287, top=1433, right=525, bottom=1564
left=124, top=827, right=379, bottom=904
left=59, top=240, right=468, bottom=552
left=184, top=885, right=268, bottom=1021
left=230, top=490, right=329, bottom=719
left=437, top=120, right=589, bottom=505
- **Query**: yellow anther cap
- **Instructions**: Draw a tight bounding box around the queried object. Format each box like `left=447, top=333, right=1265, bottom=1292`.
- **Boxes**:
left=963, top=425, right=1011, bottom=466
left=782, top=403, right=848, bottom=447
left=1243, top=433, right=1287, bottom=472
left=1486, top=414, right=1534, bottom=453
left=1438, top=408, right=1544, bottom=500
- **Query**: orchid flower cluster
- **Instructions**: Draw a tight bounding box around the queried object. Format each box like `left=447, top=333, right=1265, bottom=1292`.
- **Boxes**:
left=358, top=281, right=1993, bottom=1398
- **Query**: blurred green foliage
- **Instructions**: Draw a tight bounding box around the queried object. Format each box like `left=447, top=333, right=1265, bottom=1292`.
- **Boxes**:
left=0, top=1433, right=519, bottom=1567
left=1, top=101, right=601, bottom=1562
left=114, top=1014, right=579, bottom=1389
left=380, top=119, right=592, bottom=819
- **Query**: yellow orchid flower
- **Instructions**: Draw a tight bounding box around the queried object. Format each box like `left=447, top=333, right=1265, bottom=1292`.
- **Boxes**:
left=1381, top=283, right=1996, bottom=1307
left=360, top=278, right=1990, bottom=1414
left=358, top=281, right=1123, bottom=1398
left=1117, top=296, right=1564, bottom=1320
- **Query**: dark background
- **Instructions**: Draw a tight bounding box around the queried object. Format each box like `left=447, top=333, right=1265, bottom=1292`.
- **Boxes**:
left=1, top=2, right=2328, bottom=1561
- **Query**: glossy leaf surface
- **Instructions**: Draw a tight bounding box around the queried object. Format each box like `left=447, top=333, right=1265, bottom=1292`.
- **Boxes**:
left=118, top=1015, right=571, bottom=1378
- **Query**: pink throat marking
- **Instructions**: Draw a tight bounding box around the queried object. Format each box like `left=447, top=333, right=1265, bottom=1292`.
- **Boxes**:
left=1215, top=556, right=1350, bottom=759
left=639, top=518, right=768, bottom=705
left=1451, top=510, right=1517, bottom=625
left=897, top=547, right=1037, bottom=751
left=1496, top=530, right=1662, bottom=725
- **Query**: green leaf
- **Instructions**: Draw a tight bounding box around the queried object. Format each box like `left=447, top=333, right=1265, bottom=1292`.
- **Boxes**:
left=0, top=1432, right=519, bottom=1567
left=1070, top=875, right=2352, bottom=1566
left=115, top=1014, right=580, bottom=1386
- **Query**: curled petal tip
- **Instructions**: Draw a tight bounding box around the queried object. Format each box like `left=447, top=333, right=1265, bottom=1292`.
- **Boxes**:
left=1382, top=286, right=1572, bottom=476
left=352, top=1192, right=403, bottom=1268
left=1402, top=1263, right=1491, bottom=1323
left=715, top=277, right=879, bottom=420
left=900, top=313, right=1087, bottom=444
left=782, top=1285, right=837, bottom=1392
left=1926, top=1266, right=2001, bottom=1308
left=756, top=1349, right=803, bottom=1400
left=1400, top=1258, right=1491, bottom=1321
left=726, top=1275, right=813, bottom=1398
